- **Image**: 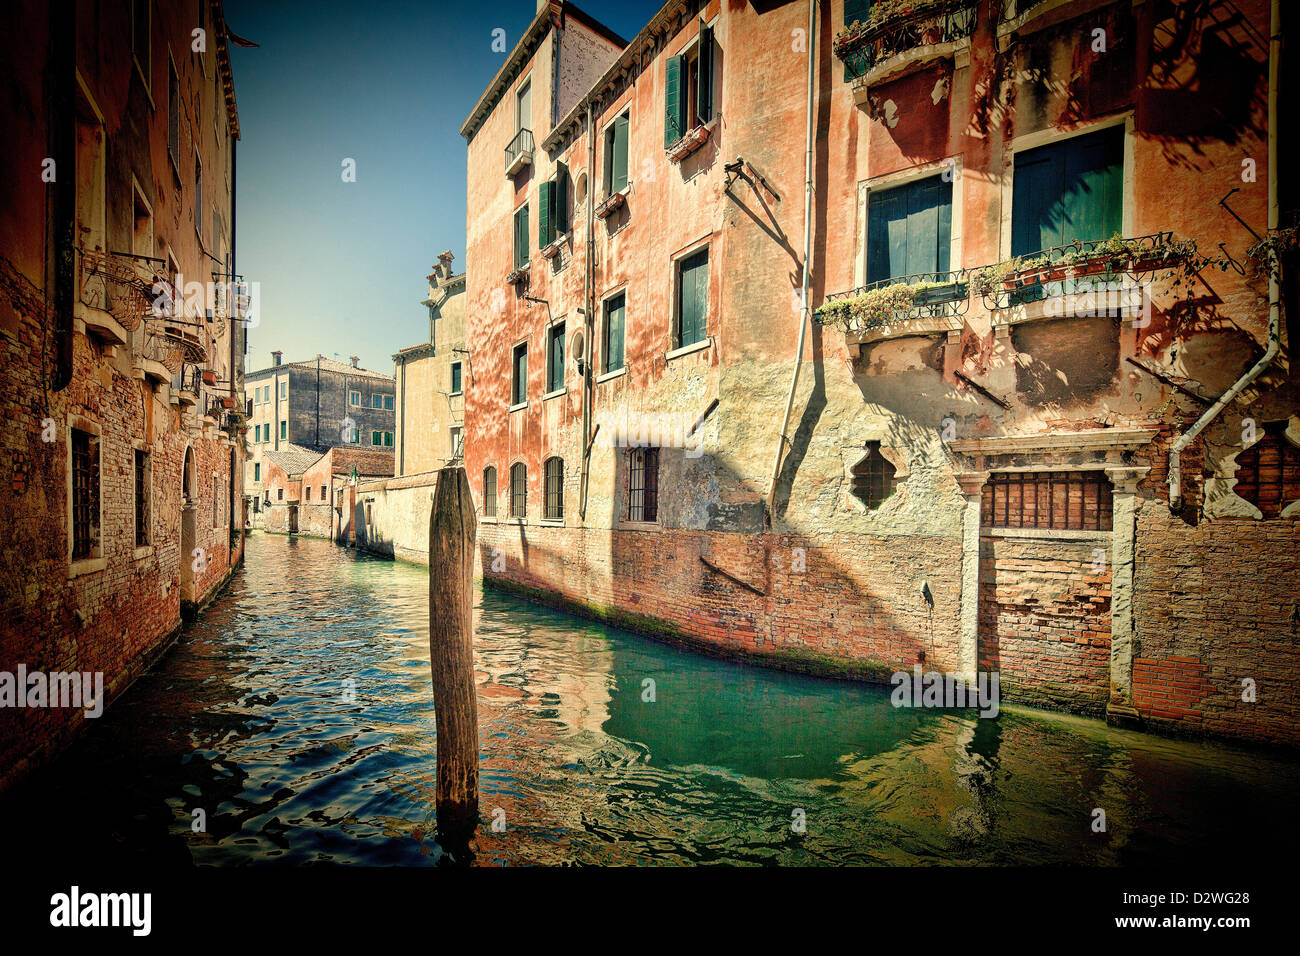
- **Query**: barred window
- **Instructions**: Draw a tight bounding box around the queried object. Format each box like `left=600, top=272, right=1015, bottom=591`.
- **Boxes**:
left=544, top=457, right=564, bottom=520
left=981, top=471, right=1113, bottom=531
left=510, top=462, right=527, bottom=519
left=135, top=449, right=150, bottom=547
left=71, top=428, right=100, bottom=560
left=850, top=442, right=896, bottom=510
left=483, top=466, right=497, bottom=518
left=1234, top=424, right=1300, bottom=518
left=627, top=447, right=659, bottom=522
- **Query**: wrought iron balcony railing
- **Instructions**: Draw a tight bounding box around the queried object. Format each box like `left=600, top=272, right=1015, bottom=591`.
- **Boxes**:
left=817, top=269, right=971, bottom=334
left=835, top=0, right=979, bottom=78
left=505, top=128, right=534, bottom=175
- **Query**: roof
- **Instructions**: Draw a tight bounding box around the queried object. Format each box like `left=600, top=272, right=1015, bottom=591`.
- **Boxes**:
left=460, top=1, right=628, bottom=142
left=264, top=443, right=325, bottom=476
left=246, top=355, right=394, bottom=382
left=213, top=1, right=241, bottom=139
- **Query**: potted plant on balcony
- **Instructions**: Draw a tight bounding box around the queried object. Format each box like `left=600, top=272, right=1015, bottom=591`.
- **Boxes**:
left=815, top=281, right=918, bottom=332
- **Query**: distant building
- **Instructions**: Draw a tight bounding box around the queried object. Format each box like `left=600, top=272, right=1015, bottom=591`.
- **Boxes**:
left=243, top=352, right=395, bottom=520
left=393, top=251, right=466, bottom=476
left=261, top=443, right=392, bottom=537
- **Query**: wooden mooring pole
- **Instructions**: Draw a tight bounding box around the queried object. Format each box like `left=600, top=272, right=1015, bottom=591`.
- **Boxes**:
left=428, top=466, right=479, bottom=858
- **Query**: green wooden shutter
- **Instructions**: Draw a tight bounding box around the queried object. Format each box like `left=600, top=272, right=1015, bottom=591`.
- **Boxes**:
left=605, top=293, right=625, bottom=372
left=679, top=250, right=708, bottom=346
left=867, top=176, right=952, bottom=282
left=556, top=161, right=569, bottom=234
left=514, top=205, right=529, bottom=268
left=1012, top=126, right=1123, bottom=258
left=698, top=19, right=714, bottom=123
left=539, top=180, right=553, bottom=248
left=665, top=55, right=683, bottom=147
left=843, top=0, right=873, bottom=81
left=613, top=114, right=629, bottom=192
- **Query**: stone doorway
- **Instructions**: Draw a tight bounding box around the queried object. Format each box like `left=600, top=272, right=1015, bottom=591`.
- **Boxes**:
left=288, top=505, right=299, bottom=534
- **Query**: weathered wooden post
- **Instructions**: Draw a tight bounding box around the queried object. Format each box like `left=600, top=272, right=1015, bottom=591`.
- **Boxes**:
left=428, top=466, right=479, bottom=858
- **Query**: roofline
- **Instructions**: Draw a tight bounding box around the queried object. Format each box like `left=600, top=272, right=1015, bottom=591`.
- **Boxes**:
left=460, top=1, right=628, bottom=143
left=213, top=1, right=241, bottom=140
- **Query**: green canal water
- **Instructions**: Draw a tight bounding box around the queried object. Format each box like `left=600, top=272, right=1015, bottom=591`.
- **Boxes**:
left=5, top=532, right=1297, bottom=865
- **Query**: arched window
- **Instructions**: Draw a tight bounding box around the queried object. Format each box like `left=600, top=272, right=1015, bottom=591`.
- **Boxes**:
left=544, top=457, right=564, bottom=520
left=510, top=462, right=527, bottom=519
left=1234, top=423, right=1300, bottom=518
left=851, top=442, right=896, bottom=510
left=483, top=466, right=497, bottom=518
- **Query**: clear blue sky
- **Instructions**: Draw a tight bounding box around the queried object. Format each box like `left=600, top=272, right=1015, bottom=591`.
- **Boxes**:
left=226, top=0, right=656, bottom=375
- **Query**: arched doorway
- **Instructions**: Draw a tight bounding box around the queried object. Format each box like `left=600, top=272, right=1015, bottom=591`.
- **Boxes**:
left=180, top=445, right=197, bottom=605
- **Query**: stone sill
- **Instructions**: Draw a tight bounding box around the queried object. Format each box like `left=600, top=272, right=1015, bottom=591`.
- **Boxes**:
left=543, top=387, right=566, bottom=401
left=618, top=520, right=661, bottom=531
left=996, top=0, right=1120, bottom=51
left=596, top=366, right=627, bottom=384
left=506, top=266, right=529, bottom=286
left=75, top=305, right=128, bottom=348
left=982, top=527, right=1111, bottom=543
left=844, top=313, right=962, bottom=346
left=505, top=148, right=533, bottom=178
left=665, top=338, right=711, bottom=362
left=134, top=545, right=155, bottom=561
left=134, top=358, right=171, bottom=386
left=666, top=122, right=714, bottom=164
left=595, top=189, right=628, bottom=220
left=539, top=518, right=564, bottom=527
left=991, top=292, right=1146, bottom=330
left=540, top=235, right=567, bottom=259
left=851, top=38, right=972, bottom=107
left=68, top=556, right=106, bottom=579
left=509, top=400, right=528, bottom=413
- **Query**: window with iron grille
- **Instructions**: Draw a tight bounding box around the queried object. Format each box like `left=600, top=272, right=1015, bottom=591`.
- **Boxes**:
left=71, top=428, right=99, bottom=560
left=135, top=449, right=150, bottom=548
left=1233, top=423, right=1300, bottom=518
left=483, top=466, right=497, bottom=517
left=544, top=457, right=564, bottom=519
left=981, top=471, right=1113, bottom=530
left=510, top=463, right=527, bottom=518
left=627, top=447, right=659, bottom=522
left=850, top=442, right=896, bottom=510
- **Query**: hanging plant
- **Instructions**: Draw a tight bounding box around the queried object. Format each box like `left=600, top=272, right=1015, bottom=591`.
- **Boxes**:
left=815, top=282, right=919, bottom=331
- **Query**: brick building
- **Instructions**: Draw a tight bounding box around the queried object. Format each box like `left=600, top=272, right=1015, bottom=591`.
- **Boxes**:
left=0, top=0, right=246, bottom=789
left=261, top=443, right=393, bottom=538
left=243, top=351, right=395, bottom=521
left=460, top=0, right=1299, bottom=745
left=393, top=251, right=467, bottom=477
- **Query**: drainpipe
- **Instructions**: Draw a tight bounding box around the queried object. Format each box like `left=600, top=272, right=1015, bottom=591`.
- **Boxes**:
left=50, top=0, right=75, bottom=392
left=579, top=100, right=596, bottom=520
left=765, top=0, right=818, bottom=525
left=1167, top=0, right=1282, bottom=512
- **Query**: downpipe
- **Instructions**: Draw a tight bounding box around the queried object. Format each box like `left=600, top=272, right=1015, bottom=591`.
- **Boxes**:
left=765, top=0, right=817, bottom=525
left=1167, top=0, right=1282, bottom=512
left=579, top=101, right=595, bottom=520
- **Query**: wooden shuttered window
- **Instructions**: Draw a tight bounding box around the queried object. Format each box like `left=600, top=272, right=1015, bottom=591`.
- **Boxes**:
left=676, top=247, right=709, bottom=348
left=866, top=175, right=953, bottom=283
left=547, top=322, right=565, bottom=392
left=605, top=115, right=629, bottom=195
left=513, top=204, right=529, bottom=270
left=538, top=180, right=553, bottom=249
left=603, top=291, right=626, bottom=373
left=697, top=19, right=714, bottom=124
left=665, top=55, right=683, bottom=147
left=1011, top=125, right=1123, bottom=258
left=555, top=161, right=569, bottom=234
left=511, top=342, right=527, bottom=405
left=1233, top=426, right=1300, bottom=518
left=981, top=471, right=1114, bottom=531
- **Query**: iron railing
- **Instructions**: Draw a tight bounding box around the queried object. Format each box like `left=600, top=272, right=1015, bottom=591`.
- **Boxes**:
left=819, top=269, right=971, bottom=332
left=505, top=128, right=534, bottom=173
left=836, top=0, right=979, bottom=78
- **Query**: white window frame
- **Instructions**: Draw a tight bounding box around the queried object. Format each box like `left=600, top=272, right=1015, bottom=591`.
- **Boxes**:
left=854, top=156, right=965, bottom=292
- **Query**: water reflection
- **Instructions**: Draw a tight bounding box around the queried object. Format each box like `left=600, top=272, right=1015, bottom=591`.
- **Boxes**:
left=2, top=533, right=1296, bottom=866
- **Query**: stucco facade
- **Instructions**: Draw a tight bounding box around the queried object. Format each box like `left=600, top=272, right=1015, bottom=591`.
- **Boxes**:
left=459, top=0, right=1299, bottom=746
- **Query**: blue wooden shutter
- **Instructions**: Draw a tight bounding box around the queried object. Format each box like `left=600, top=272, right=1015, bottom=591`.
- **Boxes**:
left=867, top=175, right=952, bottom=282
left=556, top=162, right=569, bottom=234
left=697, top=19, right=714, bottom=123
left=665, top=55, right=683, bottom=147
left=613, top=114, right=629, bottom=192
left=1013, top=126, right=1123, bottom=257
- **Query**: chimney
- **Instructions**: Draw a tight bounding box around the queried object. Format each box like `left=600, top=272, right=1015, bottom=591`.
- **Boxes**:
left=350, top=355, right=359, bottom=368
left=437, top=250, right=455, bottom=281
left=271, top=350, right=282, bottom=367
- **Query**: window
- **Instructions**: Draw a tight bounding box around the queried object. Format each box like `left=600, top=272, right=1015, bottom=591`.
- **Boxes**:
left=278, top=488, right=284, bottom=501
left=546, top=322, right=566, bottom=393
left=132, top=183, right=153, bottom=258
left=349, top=428, right=360, bottom=444
left=665, top=19, right=714, bottom=147
left=305, top=485, right=311, bottom=501
left=539, top=164, right=570, bottom=247
left=71, top=428, right=100, bottom=560
left=132, top=0, right=150, bottom=89
left=279, top=381, right=287, bottom=398
left=513, top=204, right=530, bottom=270
left=627, top=447, right=659, bottom=522
left=349, top=389, right=361, bottom=406
left=212, top=476, right=221, bottom=528
left=511, top=342, right=528, bottom=406
left=1012, top=125, right=1123, bottom=260
left=450, top=426, right=463, bottom=457
left=253, top=424, right=259, bottom=442
left=320, top=485, right=326, bottom=500
left=842, top=0, right=871, bottom=81
left=1233, top=424, right=1300, bottom=519
left=604, top=113, right=629, bottom=196
left=254, top=462, right=260, bottom=482
left=279, top=421, right=286, bottom=440
left=384, top=431, right=393, bottom=447
left=981, top=471, right=1113, bottom=531
left=134, top=450, right=151, bottom=547
left=450, top=361, right=463, bottom=395
left=372, top=430, right=381, bottom=446
left=544, top=457, right=564, bottom=520
left=195, top=154, right=203, bottom=240
left=372, top=393, right=383, bottom=409
left=384, top=395, right=394, bottom=410
left=510, top=462, right=527, bottom=518
left=850, top=443, right=897, bottom=511
left=866, top=175, right=953, bottom=283
left=167, top=59, right=179, bottom=167
left=603, top=291, right=626, bottom=373
left=483, top=466, right=498, bottom=517
left=515, top=77, right=531, bottom=133
left=675, top=247, right=709, bottom=349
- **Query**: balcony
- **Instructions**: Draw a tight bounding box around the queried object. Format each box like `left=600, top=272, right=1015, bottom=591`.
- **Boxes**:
left=835, top=0, right=978, bottom=101
left=504, top=128, right=534, bottom=177
left=816, top=269, right=970, bottom=344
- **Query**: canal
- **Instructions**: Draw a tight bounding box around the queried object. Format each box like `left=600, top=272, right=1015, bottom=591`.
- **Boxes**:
left=5, top=532, right=1297, bottom=866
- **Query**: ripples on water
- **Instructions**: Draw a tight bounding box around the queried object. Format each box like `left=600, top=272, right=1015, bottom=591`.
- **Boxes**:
left=4, top=533, right=1297, bottom=866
